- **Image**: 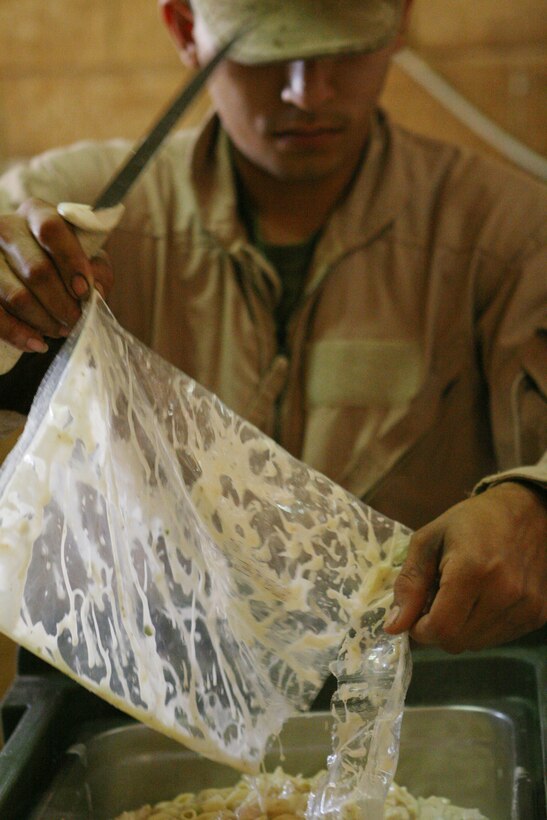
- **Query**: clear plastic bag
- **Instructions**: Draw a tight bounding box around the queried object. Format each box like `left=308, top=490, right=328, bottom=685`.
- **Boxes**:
left=309, top=626, right=411, bottom=817
left=0, top=292, right=411, bottom=804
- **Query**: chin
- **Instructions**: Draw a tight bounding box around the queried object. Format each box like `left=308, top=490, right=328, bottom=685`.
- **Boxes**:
left=263, top=153, right=350, bottom=183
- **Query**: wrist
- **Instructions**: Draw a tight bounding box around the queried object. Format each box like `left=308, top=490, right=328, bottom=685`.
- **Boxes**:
left=487, top=479, right=547, bottom=514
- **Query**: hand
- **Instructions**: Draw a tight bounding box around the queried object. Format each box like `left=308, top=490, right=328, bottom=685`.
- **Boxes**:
left=0, top=197, right=113, bottom=353
left=384, top=482, right=547, bottom=652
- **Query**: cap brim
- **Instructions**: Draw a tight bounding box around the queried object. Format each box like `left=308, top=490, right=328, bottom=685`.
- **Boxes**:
left=196, top=0, right=404, bottom=65
left=231, top=28, right=399, bottom=65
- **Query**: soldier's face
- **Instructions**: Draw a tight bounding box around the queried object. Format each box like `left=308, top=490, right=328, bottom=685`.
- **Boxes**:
left=195, top=26, right=397, bottom=182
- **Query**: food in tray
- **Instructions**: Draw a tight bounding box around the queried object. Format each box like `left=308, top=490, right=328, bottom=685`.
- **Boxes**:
left=113, top=766, right=488, bottom=819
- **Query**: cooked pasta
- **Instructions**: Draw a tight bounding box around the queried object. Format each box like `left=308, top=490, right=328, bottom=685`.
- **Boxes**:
left=114, top=767, right=487, bottom=819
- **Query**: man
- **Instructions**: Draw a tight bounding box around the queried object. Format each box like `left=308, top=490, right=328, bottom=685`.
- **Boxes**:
left=0, top=0, right=545, bottom=653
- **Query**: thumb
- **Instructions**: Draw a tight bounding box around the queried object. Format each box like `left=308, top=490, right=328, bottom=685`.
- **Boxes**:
left=384, top=525, right=442, bottom=633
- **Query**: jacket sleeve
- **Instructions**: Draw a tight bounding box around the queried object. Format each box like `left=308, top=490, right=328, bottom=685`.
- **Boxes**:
left=474, top=220, right=547, bottom=493
left=0, top=139, right=130, bottom=214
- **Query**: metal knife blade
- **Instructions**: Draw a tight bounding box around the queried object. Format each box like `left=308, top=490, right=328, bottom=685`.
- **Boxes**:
left=57, top=30, right=243, bottom=260
left=93, top=31, right=241, bottom=211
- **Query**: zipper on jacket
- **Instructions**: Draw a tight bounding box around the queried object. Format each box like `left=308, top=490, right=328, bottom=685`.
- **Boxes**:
left=273, top=344, right=290, bottom=445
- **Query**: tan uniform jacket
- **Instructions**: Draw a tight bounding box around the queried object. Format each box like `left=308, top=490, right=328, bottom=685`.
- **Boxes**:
left=1, top=111, right=546, bottom=529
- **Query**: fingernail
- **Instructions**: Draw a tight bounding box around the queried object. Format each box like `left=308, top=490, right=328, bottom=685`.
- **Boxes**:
left=26, top=338, right=49, bottom=353
left=385, top=605, right=400, bottom=629
left=71, top=273, right=89, bottom=298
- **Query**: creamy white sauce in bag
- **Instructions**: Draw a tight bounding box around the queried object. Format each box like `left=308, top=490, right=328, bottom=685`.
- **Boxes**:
left=0, top=291, right=411, bottom=783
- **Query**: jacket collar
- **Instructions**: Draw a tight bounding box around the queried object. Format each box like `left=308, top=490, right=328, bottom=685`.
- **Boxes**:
left=188, top=109, right=411, bottom=283
left=189, top=115, right=247, bottom=248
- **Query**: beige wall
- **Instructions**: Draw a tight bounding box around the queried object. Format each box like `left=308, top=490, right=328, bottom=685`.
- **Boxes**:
left=1, top=0, right=546, bottom=164
left=409, top=0, right=547, bottom=47
left=405, top=1, right=546, bottom=158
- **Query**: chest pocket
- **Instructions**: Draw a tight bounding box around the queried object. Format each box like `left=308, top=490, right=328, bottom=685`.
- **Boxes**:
left=306, top=339, right=424, bottom=408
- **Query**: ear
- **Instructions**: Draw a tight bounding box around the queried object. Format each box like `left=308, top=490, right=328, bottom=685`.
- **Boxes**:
left=392, top=0, right=414, bottom=52
left=401, top=0, right=415, bottom=31
left=159, top=0, right=199, bottom=68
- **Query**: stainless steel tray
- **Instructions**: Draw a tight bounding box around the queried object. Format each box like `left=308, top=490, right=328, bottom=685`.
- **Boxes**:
left=30, top=705, right=521, bottom=819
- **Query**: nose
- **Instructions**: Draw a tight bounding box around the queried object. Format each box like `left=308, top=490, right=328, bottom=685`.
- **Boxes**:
left=280, top=59, right=335, bottom=110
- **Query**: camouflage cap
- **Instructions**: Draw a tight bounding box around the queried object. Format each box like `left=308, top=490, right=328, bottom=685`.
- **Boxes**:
left=191, top=0, right=405, bottom=64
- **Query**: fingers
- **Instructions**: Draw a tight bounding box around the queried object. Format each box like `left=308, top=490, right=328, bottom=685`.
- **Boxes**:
left=89, top=249, right=114, bottom=301
left=0, top=203, right=80, bottom=342
left=411, top=596, right=544, bottom=653
left=21, top=199, right=114, bottom=300
left=2, top=239, right=78, bottom=326
left=19, top=198, right=94, bottom=299
left=384, top=523, right=443, bottom=634
left=386, top=484, right=547, bottom=653
left=415, top=555, right=546, bottom=652
left=0, top=198, right=113, bottom=352
left=408, top=571, right=480, bottom=652
left=0, top=302, right=49, bottom=353
left=389, top=526, right=529, bottom=653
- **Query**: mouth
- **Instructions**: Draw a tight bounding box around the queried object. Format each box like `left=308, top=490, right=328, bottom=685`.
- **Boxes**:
left=270, top=123, right=345, bottom=149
